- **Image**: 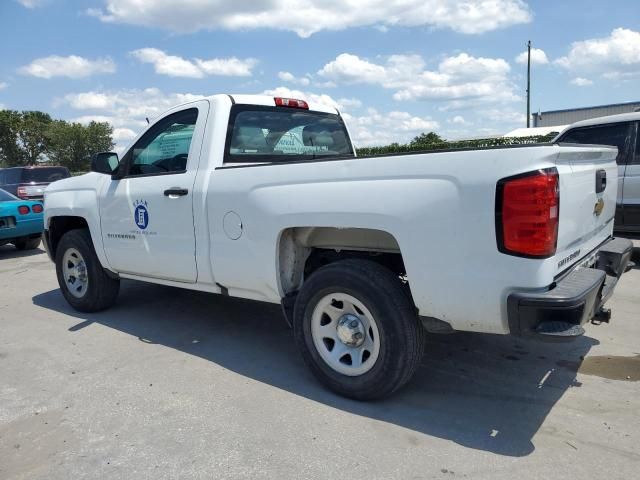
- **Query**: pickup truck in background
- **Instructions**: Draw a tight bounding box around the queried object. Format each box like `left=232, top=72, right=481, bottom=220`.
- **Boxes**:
left=555, top=112, right=640, bottom=232
left=0, top=166, right=70, bottom=201
left=43, top=95, right=633, bottom=399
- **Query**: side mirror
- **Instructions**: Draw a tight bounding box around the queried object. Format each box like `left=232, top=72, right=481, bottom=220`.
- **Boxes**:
left=91, top=152, right=119, bottom=175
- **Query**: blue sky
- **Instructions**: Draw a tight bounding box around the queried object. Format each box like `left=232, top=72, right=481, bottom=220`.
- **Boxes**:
left=1, top=0, right=639, bottom=150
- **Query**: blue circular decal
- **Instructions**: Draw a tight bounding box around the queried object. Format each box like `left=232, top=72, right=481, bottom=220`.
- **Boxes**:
left=134, top=204, right=149, bottom=230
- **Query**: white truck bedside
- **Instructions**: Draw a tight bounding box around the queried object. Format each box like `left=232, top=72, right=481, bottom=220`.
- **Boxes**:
left=43, top=94, right=633, bottom=399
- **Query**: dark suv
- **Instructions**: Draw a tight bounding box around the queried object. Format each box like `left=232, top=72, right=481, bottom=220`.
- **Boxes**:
left=0, top=166, right=70, bottom=200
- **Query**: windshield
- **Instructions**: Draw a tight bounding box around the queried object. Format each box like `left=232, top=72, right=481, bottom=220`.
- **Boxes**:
left=22, top=167, right=70, bottom=183
left=225, top=106, right=354, bottom=163
left=0, top=188, right=18, bottom=202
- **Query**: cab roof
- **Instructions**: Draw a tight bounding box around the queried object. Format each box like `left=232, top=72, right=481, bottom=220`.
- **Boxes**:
left=220, top=94, right=340, bottom=115
left=564, top=111, right=640, bottom=130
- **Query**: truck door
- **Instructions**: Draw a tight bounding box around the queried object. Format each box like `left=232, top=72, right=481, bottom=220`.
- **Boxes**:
left=622, top=122, right=640, bottom=228
left=99, top=101, right=209, bottom=282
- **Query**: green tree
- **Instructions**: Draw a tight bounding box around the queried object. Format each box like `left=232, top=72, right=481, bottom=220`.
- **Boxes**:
left=0, top=110, right=24, bottom=167
left=20, top=111, right=52, bottom=165
left=409, top=132, right=444, bottom=147
left=0, top=110, right=52, bottom=166
left=47, top=120, right=114, bottom=172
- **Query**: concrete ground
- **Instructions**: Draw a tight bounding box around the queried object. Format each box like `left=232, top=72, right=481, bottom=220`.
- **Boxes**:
left=1, top=240, right=639, bottom=480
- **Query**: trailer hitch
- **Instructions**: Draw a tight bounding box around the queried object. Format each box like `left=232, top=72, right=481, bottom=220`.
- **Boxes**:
left=592, top=307, right=611, bottom=325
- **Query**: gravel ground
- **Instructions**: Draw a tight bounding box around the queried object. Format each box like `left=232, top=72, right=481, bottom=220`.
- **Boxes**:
left=1, top=239, right=639, bottom=479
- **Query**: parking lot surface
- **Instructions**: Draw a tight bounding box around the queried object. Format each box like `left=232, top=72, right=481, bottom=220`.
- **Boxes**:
left=1, top=241, right=639, bottom=480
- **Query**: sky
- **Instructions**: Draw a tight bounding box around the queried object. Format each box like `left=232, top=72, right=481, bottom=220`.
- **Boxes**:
left=0, top=0, right=639, bottom=151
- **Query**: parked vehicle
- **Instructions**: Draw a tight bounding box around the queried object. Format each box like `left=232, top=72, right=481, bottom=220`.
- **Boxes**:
left=0, top=166, right=70, bottom=200
left=555, top=113, right=640, bottom=232
left=0, top=188, right=44, bottom=250
left=42, top=95, right=632, bottom=399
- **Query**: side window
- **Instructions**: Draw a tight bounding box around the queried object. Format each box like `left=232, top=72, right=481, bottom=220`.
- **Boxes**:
left=559, top=122, right=631, bottom=165
left=126, top=108, right=198, bottom=177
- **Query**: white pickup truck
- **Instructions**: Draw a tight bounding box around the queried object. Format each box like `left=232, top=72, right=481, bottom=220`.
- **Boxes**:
left=43, top=94, right=633, bottom=399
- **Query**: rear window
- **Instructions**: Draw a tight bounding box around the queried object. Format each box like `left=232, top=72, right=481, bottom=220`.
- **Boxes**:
left=21, top=167, right=70, bottom=183
left=0, top=189, right=17, bottom=201
left=558, top=122, right=631, bottom=165
left=225, top=106, right=354, bottom=163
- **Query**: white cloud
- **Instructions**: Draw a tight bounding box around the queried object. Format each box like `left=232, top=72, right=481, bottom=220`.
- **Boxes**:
left=261, top=86, right=436, bottom=146
left=449, top=115, right=469, bottom=125
left=278, top=71, right=311, bottom=86
left=15, top=0, right=47, bottom=7
left=262, top=86, right=361, bottom=113
left=112, top=127, right=138, bottom=142
left=61, top=88, right=206, bottom=151
left=344, top=109, right=440, bottom=147
left=319, top=52, right=518, bottom=107
left=570, top=77, right=593, bottom=87
left=556, top=28, right=640, bottom=80
left=89, top=0, right=531, bottom=37
left=130, top=48, right=256, bottom=78
left=19, top=55, right=116, bottom=79
left=0, top=82, right=7, bottom=91
left=515, top=47, right=549, bottom=65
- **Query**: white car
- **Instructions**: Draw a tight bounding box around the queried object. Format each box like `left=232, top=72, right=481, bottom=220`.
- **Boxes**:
left=43, top=95, right=633, bottom=399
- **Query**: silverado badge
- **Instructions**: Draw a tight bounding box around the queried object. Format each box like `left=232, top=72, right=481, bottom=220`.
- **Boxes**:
left=593, top=198, right=604, bottom=217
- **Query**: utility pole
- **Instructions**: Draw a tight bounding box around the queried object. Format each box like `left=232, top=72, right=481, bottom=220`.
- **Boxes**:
left=526, top=40, right=531, bottom=128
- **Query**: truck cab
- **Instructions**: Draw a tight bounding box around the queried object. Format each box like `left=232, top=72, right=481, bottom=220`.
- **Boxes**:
left=556, top=113, right=640, bottom=231
left=42, top=94, right=633, bottom=400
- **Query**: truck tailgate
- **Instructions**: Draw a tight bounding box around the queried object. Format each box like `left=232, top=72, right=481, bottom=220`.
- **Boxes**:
left=554, top=145, right=619, bottom=275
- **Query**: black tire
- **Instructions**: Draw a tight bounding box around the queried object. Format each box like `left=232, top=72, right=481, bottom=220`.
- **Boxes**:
left=55, top=229, right=120, bottom=312
left=293, top=259, right=425, bottom=400
left=13, top=236, right=41, bottom=250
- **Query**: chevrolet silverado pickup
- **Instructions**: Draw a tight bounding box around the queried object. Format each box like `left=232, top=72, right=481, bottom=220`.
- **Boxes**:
left=43, top=94, right=633, bottom=399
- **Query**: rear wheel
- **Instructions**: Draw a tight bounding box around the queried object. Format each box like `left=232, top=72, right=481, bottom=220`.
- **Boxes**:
left=55, top=229, right=120, bottom=312
left=13, top=236, right=41, bottom=250
left=293, top=259, right=425, bottom=400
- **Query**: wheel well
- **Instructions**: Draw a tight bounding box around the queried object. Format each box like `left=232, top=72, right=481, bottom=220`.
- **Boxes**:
left=48, top=216, right=89, bottom=259
left=277, top=227, right=406, bottom=296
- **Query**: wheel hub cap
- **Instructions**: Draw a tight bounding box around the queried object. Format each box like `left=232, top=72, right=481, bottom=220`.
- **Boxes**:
left=336, top=314, right=365, bottom=347
left=62, top=248, right=89, bottom=298
left=310, top=292, right=381, bottom=376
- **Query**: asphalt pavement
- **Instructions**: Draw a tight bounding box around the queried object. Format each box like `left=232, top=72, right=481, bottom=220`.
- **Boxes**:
left=1, top=240, right=639, bottom=479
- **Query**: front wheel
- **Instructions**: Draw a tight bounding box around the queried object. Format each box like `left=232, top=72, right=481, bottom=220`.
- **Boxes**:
left=55, top=229, right=120, bottom=312
left=293, top=259, right=425, bottom=400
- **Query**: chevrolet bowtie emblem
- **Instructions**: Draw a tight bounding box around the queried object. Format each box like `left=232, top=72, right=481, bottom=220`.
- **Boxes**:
left=593, top=198, right=605, bottom=216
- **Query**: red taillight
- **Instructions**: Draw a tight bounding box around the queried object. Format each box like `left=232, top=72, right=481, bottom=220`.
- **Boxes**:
left=274, top=97, right=309, bottom=109
left=18, top=205, right=30, bottom=215
left=17, top=186, right=28, bottom=198
left=32, top=203, right=43, bottom=213
left=496, top=168, right=559, bottom=258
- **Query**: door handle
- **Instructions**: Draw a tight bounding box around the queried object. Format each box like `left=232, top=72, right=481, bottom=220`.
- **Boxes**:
left=595, top=169, right=607, bottom=194
left=164, top=187, right=189, bottom=197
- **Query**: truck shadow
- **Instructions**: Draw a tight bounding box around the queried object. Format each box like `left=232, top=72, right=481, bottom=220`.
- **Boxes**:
left=0, top=244, right=44, bottom=259
left=33, top=281, right=597, bottom=458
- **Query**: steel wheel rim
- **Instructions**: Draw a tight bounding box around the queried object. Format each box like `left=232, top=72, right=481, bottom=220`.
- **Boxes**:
left=62, top=248, right=89, bottom=298
left=310, top=292, right=381, bottom=376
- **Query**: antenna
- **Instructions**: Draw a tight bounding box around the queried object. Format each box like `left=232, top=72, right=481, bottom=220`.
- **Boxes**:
left=146, top=117, right=150, bottom=125
left=526, top=40, right=531, bottom=128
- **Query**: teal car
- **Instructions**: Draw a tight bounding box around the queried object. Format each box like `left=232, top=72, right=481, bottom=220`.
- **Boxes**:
left=0, top=188, right=43, bottom=251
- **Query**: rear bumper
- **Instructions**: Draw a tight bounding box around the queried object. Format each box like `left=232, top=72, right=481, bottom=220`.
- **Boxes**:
left=0, top=218, right=43, bottom=241
left=507, top=237, right=633, bottom=338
